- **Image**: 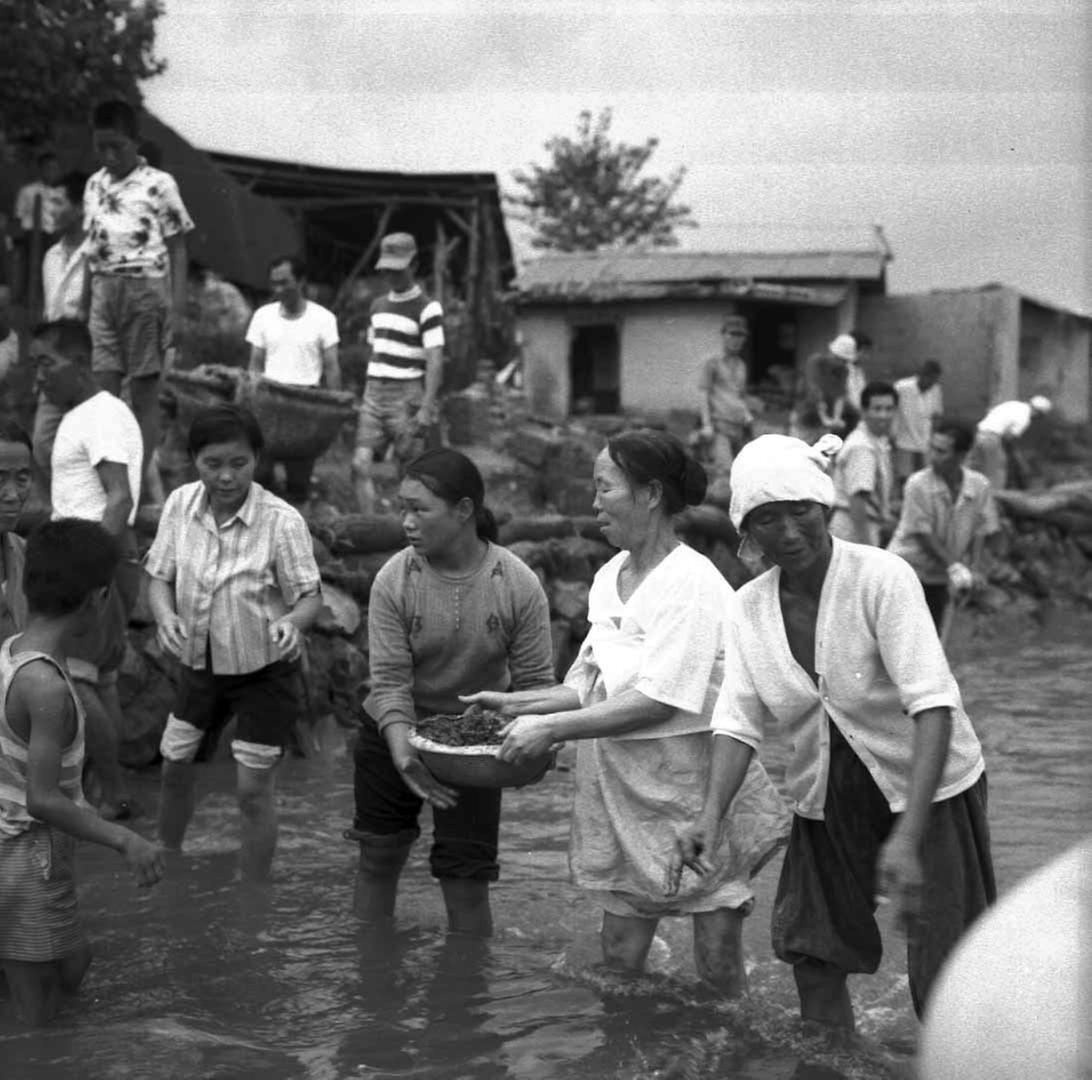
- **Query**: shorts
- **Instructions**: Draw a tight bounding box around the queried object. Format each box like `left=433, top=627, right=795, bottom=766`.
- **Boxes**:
left=355, top=378, right=430, bottom=466
left=0, top=824, right=84, bottom=963
left=159, top=659, right=301, bottom=771
left=89, top=273, right=170, bottom=378
left=65, top=531, right=142, bottom=680
left=352, top=713, right=501, bottom=881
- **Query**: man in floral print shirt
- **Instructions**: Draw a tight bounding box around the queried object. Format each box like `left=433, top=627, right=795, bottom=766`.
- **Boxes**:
left=82, top=99, right=194, bottom=504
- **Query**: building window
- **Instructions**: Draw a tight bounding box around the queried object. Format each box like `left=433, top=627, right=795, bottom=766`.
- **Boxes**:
left=569, top=323, right=620, bottom=414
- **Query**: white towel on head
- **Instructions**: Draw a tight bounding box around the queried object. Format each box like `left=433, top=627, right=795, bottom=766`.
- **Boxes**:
left=729, top=433, right=842, bottom=531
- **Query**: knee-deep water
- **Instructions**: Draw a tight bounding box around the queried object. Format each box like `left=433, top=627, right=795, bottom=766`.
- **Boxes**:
left=2, top=611, right=1088, bottom=1079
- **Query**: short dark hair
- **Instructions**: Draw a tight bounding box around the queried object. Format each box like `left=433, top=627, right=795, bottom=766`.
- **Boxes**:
left=91, top=99, right=139, bottom=139
left=32, top=318, right=92, bottom=362
left=861, top=380, right=898, bottom=409
left=933, top=417, right=975, bottom=456
left=59, top=170, right=87, bottom=206
left=851, top=331, right=873, bottom=350
left=921, top=358, right=942, bottom=377
left=187, top=404, right=265, bottom=457
left=269, top=255, right=306, bottom=280
left=606, top=428, right=707, bottom=516
left=404, top=448, right=498, bottom=542
left=0, top=419, right=32, bottom=452
left=138, top=138, right=163, bottom=168
left=24, top=519, right=120, bottom=616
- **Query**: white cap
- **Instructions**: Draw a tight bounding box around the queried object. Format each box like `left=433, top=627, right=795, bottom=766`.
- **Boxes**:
left=1029, top=395, right=1053, bottom=413
left=828, top=334, right=858, bottom=362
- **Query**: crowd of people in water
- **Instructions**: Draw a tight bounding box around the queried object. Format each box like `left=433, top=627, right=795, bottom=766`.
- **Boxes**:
left=0, top=99, right=1065, bottom=1072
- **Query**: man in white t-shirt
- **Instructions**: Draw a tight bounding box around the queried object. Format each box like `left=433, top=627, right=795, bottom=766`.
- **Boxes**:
left=245, top=255, right=340, bottom=503
left=893, top=359, right=944, bottom=481
left=970, top=395, right=1052, bottom=491
left=246, top=255, right=340, bottom=389
left=30, top=317, right=144, bottom=821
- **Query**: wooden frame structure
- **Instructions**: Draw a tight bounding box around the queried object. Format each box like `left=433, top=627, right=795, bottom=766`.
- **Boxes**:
left=207, top=152, right=516, bottom=386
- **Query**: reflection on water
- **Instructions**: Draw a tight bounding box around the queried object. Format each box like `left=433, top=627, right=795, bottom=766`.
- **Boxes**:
left=2, top=615, right=1088, bottom=1079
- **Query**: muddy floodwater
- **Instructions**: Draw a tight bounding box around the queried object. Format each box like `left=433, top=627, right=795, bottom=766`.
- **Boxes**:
left=3, top=612, right=1088, bottom=1079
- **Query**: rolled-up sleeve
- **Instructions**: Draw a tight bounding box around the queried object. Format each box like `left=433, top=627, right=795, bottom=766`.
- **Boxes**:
left=633, top=581, right=727, bottom=713
left=874, top=558, right=960, bottom=717
left=144, top=489, right=181, bottom=582
left=273, top=511, right=322, bottom=607
left=710, top=619, right=771, bottom=750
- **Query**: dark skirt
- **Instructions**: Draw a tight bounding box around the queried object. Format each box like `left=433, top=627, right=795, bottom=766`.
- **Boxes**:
left=771, top=719, right=995, bottom=1016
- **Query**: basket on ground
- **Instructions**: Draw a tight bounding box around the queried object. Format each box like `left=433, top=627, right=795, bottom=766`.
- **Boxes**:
left=233, top=374, right=357, bottom=461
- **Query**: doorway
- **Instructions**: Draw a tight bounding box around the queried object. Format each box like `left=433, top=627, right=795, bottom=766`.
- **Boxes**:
left=568, top=323, right=620, bottom=414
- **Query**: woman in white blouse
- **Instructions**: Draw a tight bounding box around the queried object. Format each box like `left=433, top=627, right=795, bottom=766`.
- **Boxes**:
left=464, top=429, right=788, bottom=995
left=671, top=433, right=995, bottom=1032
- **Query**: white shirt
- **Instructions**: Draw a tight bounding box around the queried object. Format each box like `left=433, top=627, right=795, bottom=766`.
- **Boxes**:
left=0, top=331, right=17, bottom=384
left=893, top=375, right=944, bottom=453
left=832, top=423, right=894, bottom=522
left=710, top=540, right=985, bottom=819
left=42, top=239, right=89, bottom=322
left=245, top=300, right=339, bottom=386
left=564, top=544, right=740, bottom=741
left=51, top=392, right=143, bottom=526
left=978, top=400, right=1033, bottom=439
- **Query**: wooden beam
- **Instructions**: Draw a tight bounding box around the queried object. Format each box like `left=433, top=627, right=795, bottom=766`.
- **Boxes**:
left=445, top=208, right=472, bottom=235
left=433, top=219, right=447, bottom=304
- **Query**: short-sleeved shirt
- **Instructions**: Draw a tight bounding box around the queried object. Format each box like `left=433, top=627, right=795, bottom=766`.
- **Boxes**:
left=50, top=392, right=143, bottom=526
left=14, top=181, right=66, bottom=233
left=366, top=284, right=444, bottom=381
left=144, top=481, right=321, bottom=674
left=710, top=539, right=985, bottom=819
left=893, top=375, right=944, bottom=453
left=564, top=544, right=740, bottom=741
left=42, top=239, right=89, bottom=321
left=83, top=160, right=194, bottom=278
left=364, top=544, right=554, bottom=731
left=832, top=423, right=894, bottom=522
left=977, top=400, right=1034, bottom=439
left=245, top=300, right=340, bottom=387
left=887, top=466, right=1000, bottom=584
left=699, top=353, right=752, bottom=428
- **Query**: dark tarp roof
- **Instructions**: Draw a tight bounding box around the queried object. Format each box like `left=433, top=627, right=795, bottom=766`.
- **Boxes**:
left=207, top=151, right=514, bottom=289
left=53, top=113, right=302, bottom=290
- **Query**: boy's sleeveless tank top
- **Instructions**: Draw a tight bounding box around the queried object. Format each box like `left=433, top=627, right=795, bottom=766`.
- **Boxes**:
left=0, top=637, right=86, bottom=837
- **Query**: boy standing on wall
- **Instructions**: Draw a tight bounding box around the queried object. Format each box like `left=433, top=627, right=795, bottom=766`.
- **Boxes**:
left=83, top=99, right=193, bottom=502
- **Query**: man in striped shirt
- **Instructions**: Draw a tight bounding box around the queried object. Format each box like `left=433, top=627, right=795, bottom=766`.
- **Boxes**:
left=352, top=233, right=445, bottom=513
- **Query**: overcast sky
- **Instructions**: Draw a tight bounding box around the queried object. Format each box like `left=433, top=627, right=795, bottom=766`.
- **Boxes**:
left=144, top=0, right=1089, bottom=312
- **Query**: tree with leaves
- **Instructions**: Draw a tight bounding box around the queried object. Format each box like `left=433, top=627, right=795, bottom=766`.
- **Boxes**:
left=508, top=108, right=696, bottom=252
left=0, top=0, right=166, bottom=142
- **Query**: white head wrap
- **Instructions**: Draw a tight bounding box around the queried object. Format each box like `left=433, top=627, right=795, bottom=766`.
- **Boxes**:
left=828, top=334, right=858, bottom=362
left=1029, top=395, right=1053, bottom=413
left=729, top=433, right=843, bottom=531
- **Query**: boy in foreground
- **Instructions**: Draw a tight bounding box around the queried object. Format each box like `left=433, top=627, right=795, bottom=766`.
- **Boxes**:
left=146, top=405, right=322, bottom=880
left=0, top=520, right=164, bottom=1026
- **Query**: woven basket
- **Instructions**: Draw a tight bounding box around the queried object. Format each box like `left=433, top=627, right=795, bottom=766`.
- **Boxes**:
left=164, top=366, right=239, bottom=428
left=234, top=375, right=357, bottom=461
left=408, top=732, right=553, bottom=790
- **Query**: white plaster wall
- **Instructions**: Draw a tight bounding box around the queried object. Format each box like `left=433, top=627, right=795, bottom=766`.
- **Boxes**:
left=517, top=311, right=571, bottom=418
